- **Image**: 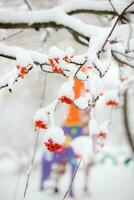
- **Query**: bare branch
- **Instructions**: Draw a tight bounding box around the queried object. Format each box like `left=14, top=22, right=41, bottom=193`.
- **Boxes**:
left=23, top=74, right=48, bottom=198
left=23, top=0, right=33, bottom=10
left=101, top=1, right=134, bottom=51
left=0, top=30, right=23, bottom=42
left=62, top=159, right=81, bottom=200
left=109, top=0, right=119, bottom=16
left=123, top=89, right=134, bottom=153
left=112, top=51, right=134, bottom=69
left=109, top=0, right=128, bottom=23
left=74, top=60, right=87, bottom=77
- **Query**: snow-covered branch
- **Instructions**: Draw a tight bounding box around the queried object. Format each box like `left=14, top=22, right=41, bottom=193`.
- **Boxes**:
left=0, top=0, right=133, bottom=40
left=0, top=44, right=90, bottom=91
left=0, top=0, right=133, bottom=155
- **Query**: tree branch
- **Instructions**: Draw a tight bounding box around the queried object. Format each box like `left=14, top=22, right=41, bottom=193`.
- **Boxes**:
left=112, top=51, right=134, bottom=69
left=101, top=1, right=134, bottom=51
left=109, top=0, right=128, bottom=23
left=123, top=89, right=134, bottom=153
left=23, top=0, right=33, bottom=10
left=0, top=1, right=133, bottom=35
left=23, top=74, right=48, bottom=198
left=62, top=159, right=81, bottom=200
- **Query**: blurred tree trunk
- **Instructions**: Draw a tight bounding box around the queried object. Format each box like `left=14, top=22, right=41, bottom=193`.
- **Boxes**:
left=123, top=89, right=134, bottom=153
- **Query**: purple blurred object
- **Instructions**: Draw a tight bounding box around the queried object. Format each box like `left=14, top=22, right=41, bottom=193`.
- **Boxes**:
left=62, top=125, right=82, bottom=139
left=40, top=146, right=77, bottom=196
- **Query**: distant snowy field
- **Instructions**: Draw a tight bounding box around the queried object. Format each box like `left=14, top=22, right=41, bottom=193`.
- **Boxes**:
left=0, top=163, right=134, bottom=200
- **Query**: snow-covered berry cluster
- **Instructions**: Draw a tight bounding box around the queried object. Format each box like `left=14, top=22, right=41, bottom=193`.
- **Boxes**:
left=89, top=116, right=110, bottom=149
left=0, top=44, right=123, bottom=153
left=16, top=64, right=30, bottom=79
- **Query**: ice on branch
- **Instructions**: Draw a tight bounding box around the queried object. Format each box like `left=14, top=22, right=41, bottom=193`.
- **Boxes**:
left=44, top=126, right=65, bottom=153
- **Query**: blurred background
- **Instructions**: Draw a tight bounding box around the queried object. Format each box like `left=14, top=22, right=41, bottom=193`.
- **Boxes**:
left=0, top=0, right=134, bottom=200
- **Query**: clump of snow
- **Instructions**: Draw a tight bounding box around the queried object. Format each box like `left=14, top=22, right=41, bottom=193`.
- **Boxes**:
left=16, top=49, right=33, bottom=66
left=48, top=46, right=64, bottom=59
left=65, top=46, right=74, bottom=57
left=0, top=68, right=18, bottom=91
left=85, top=71, right=104, bottom=97
left=71, top=136, right=94, bottom=166
left=33, top=99, right=59, bottom=130
left=44, top=126, right=65, bottom=145
left=58, top=78, right=74, bottom=101
left=44, top=126, right=65, bottom=152
left=89, top=116, right=110, bottom=149
left=34, top=108, right=48, bottom=125
left=74, top=96, right=88, bottom=110
left=105, top=90, right=119, bottom=107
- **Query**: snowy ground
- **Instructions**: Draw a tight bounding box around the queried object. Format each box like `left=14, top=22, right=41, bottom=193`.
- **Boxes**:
left=0, top=164, right=134, bottom=200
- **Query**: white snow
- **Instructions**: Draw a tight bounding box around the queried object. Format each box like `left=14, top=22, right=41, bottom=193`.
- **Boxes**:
left=74, top=96, right=88, bottom=110
left=44, top=126, right=65, bottom=144
left=58, top=79, right=74, bottom=100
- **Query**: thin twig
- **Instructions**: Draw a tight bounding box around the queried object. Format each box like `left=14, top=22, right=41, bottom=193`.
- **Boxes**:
left=112, top=52, right=134, bottom=69
left=109, top=0, right=119, bottom=16
left=109, top=0, right=128, bottom=23
left=0, top=30, right=24, bottom=42
left=113, top=51, right=134, bottom=60
left=23, top=74, right=48, bottom=199
left=40, top=30, right=50, bottom=48
left=13, top=174, right=21, bottom=200
left=74, top=60, right=87, bottom=77
left=62, top=159, right=81, bottom=200
left=123, top=89, right=134, bottom=153
left=101, top=1, right=134, bottom=51
left=23, top=0, right=33, bottom=10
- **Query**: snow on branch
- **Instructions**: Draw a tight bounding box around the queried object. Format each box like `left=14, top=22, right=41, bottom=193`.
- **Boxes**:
left=0, top=1, right=134, bottom=56
left=0, top=0, right=133, bottom=40
left=0, top=0, right=133, bottom=156
left=60, top=0, right=134, bottom=15
left=0, top=44, right=90, bottom=91
left=0, top=0, right=134, bottom=27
